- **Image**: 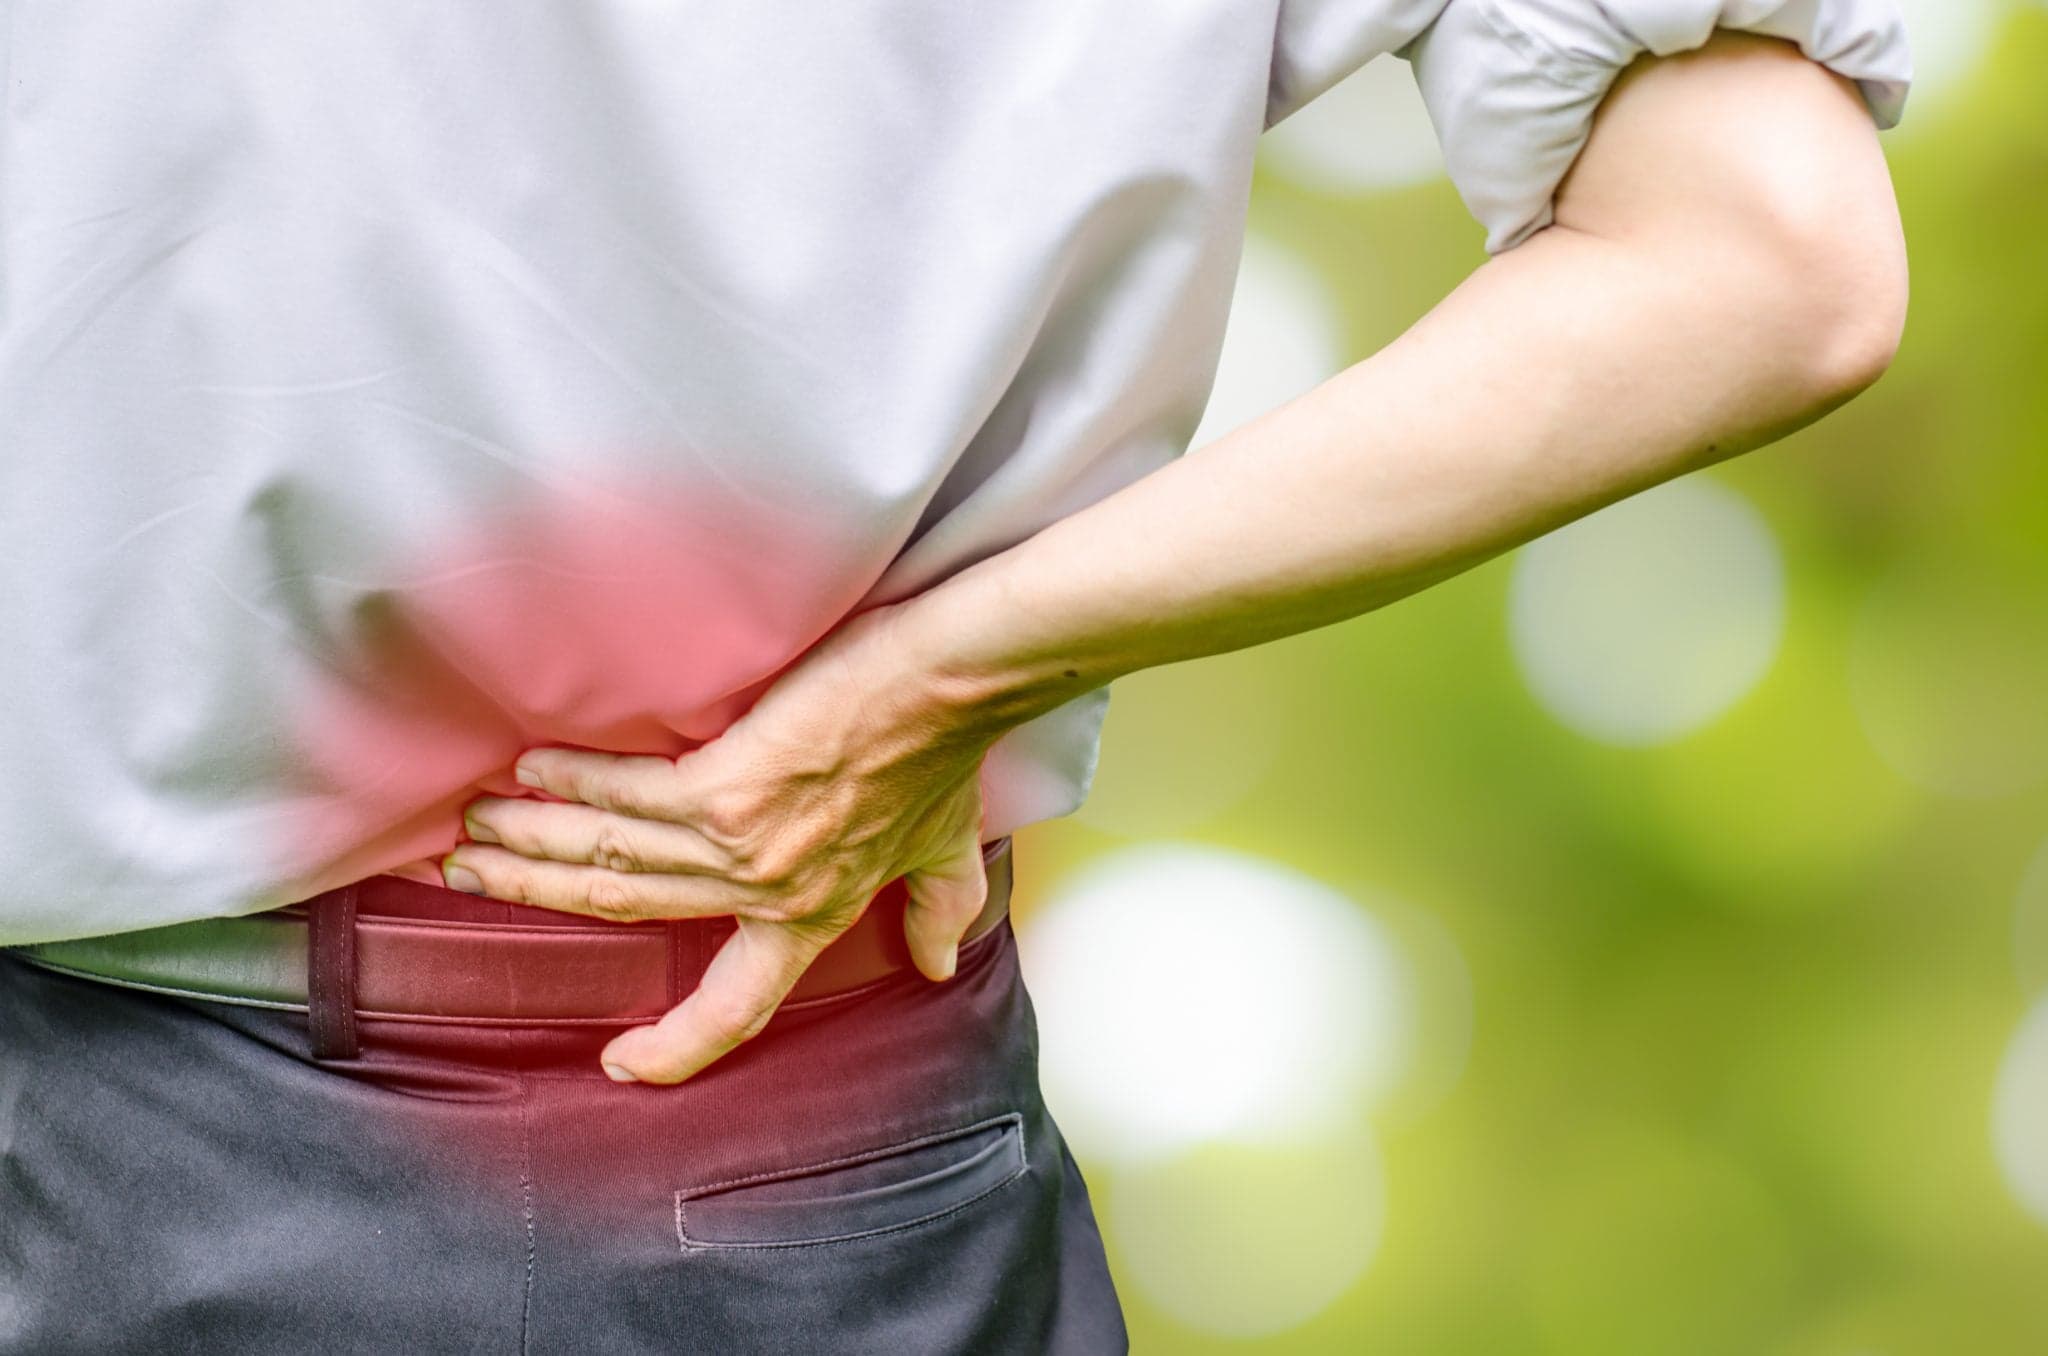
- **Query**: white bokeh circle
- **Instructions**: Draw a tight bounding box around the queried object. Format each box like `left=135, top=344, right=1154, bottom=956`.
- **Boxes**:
left=1258, top=55, right=1446, bottom=195
left=1992, top=991, right=2048, bottom=1230
left=1508, top=475, right=1786, bottom=746
left=1188, top=231, right=1346, bottom=454
left=1892, top=0, right=2005, bottom=114
left=1018, top=843, right=1412, bottom=1164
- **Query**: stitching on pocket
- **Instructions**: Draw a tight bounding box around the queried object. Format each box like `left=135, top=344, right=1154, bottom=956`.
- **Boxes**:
left=673, top=1111, right=1028, bottom=1252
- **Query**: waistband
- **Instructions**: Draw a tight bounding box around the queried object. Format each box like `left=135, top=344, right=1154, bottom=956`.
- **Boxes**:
left=5, top=837, right=1014, bottom=1045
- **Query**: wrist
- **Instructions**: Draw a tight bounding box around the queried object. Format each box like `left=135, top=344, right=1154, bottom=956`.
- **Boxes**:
left=871, top=570, right=1108, bottom=747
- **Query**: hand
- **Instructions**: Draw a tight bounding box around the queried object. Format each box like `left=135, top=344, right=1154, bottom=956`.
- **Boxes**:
left=438, top=603, right=1008, bottom=1085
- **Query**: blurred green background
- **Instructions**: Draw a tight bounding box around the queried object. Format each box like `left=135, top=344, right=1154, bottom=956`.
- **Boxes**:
left=1006, top=5, right=2048, bottom=1351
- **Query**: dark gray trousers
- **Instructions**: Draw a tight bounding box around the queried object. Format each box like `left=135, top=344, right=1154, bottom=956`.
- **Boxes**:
left=0, top=917, right=1127, bottom=1353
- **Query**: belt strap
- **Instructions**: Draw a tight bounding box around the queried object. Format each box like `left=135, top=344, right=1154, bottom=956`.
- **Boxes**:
left=7, top=838, right=1014, bottom=1039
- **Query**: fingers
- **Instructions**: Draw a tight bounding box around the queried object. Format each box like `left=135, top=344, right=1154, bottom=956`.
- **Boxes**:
left=513, top=746, right=701, bottom=822
left=440, top=842, right=757, bottom=922
left=599, top=918, right=839, bottom=1084
left=463, top=796, right=726, bottom=876
left=900, top=822, right=989, bottom=982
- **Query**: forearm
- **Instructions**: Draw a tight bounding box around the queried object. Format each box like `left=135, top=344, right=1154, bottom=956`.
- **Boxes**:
left=890, top=33, right=1907, bottom=736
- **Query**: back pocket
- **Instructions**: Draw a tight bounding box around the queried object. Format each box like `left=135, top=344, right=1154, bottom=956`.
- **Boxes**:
left=675, top=1112, right=1027, bottom=1250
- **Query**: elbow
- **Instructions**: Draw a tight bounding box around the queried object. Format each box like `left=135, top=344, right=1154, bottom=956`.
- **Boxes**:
left=1564, top=29, right=1912, bottom=410
left=1729, top=137, right=1910, bottom=407
left=1781, top=217, right=1909, bottom=404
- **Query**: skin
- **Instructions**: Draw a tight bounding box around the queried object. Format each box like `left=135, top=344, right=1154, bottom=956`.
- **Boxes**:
left=442, top=31, right=1910, bottom=1084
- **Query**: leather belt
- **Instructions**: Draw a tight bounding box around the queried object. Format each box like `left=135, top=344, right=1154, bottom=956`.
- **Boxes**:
left=7, top=837, right=1014, bottom=1036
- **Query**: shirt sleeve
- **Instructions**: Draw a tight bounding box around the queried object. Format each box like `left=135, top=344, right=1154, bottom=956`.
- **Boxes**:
left=1267, top=0, right=1462, bottom=129
left=1393, top=0, right=1914, bottom=254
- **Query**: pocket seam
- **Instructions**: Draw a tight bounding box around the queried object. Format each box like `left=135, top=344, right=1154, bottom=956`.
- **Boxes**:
left=673, top=1111, right=1028, bottom=1253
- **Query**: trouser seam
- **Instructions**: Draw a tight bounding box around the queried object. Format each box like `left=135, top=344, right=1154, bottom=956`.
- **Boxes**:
left=514, top=1029, right=536, bottom=1356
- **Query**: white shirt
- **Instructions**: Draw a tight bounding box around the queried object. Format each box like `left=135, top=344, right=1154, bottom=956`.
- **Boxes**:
left=0, top=0, right=1910, bottom=945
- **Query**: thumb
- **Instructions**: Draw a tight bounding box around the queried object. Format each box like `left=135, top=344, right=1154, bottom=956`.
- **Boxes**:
left=902, top=817, right=989, bottom=982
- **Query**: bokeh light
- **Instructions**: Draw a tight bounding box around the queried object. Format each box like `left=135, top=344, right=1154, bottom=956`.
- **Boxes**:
left=1019, top=843, right=1413, bottom=1164
left=1894, top=0, right=2007, bottom=112
left=1507, top=474, right=1786, bottom=746
left=1993, top=991, right=2048, bottom=1230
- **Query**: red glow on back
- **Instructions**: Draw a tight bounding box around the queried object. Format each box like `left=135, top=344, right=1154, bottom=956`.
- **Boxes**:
left=271, top=479, right=858, bottom=898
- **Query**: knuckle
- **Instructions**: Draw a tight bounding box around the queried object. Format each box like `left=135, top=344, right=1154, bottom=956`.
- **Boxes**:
left=694, top=792, right=756, bottom=847
left=706, top=994, right=774, bottom=1046
left=731, top=848, right=792, bottom=891
left=744, top=834, right=820, bottom=891
left=582, top=874, right=644, bottom=923
left=590, top=821, right=641, bottom=873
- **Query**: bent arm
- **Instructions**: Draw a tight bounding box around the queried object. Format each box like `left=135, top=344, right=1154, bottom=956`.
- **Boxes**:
left=888, top=30, right=1909, bottom=731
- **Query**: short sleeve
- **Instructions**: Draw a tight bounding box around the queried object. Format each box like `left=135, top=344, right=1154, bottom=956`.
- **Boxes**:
left=1267, top=0, right=1461, bottom=129
left=1394, top=0, right=1914, bottom=254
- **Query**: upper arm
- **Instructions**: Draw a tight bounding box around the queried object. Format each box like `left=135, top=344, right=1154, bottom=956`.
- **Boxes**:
left=1398, top=0, right=1912, bottom=255
left=1401, top=0, right=1912, bottom=388
left=1562, top=30, right=1910, bottom=390
left=1549, top=32, right=1899, bottom=261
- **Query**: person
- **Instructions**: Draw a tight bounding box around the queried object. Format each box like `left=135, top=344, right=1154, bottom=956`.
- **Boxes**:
left=0, top=2, right=1912, bottom=1352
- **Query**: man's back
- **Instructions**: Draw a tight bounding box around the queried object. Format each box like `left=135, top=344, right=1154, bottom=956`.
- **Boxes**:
left=0, top=1, right=1284, bottom=942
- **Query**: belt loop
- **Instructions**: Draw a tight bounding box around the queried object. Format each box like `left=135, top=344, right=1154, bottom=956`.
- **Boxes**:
left=665, top=920, right=686, bottom=1008
left=307, top=883, right=360, bottom=1060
